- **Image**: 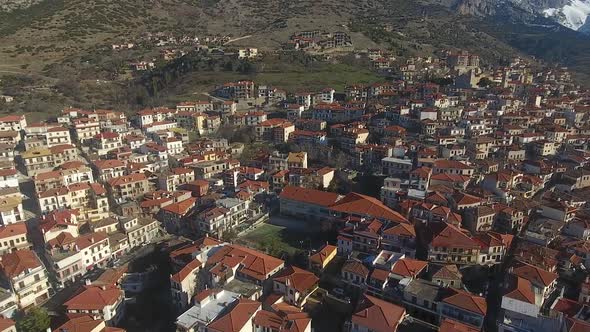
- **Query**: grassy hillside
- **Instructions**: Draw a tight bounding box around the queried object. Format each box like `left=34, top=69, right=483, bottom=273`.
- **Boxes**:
left=1, top=0, right=589, bottom=92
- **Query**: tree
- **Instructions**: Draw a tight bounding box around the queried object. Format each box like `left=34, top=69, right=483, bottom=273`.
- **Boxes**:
left=477, top=77, right=494, bottom=88
left=15, top=307, right=50, bottom=332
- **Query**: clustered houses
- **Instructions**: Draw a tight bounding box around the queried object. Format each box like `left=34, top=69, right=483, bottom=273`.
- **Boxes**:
left=0, top=50, right=590, bottom=332
left=171, top=239, right=316, bottom=332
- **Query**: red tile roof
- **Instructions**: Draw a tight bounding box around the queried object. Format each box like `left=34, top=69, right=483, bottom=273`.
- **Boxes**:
left=107, top=173, right=147, bottom=186
left=342, top=260, right=369, bottom=277
left=93, top=159, right=125, bottom=170
left=171, top=258, right=202, bottom=283
left=439, top=318, right=479, bottom=332
left=0, top=223, right=27, bottom=239
left=0, top=317, right=14, bottom=331
left=0, top=249, right=42, bottom=279
left=74, top=232, right=108, bottom=250
left=442, top=288, right=487, bottom=315
left=65, top=284, right=123, bottom=310
left=511, top=260, right=557, bottom=287
left=309, top=244, right=337, bottom=266
left=504, top=275, right=535, bottom=304
left=160, top=197, right=196, bottom=216
left=391, top=258, right=427, bottom=278
left=207, top=244, right=284, bottom=281
left=329, top=192, right=408, bottom=223
left=54, top=315, right=104, bottom=332
left=253, top=308, right=310, bottom=332
left=383, top=222, right=416, bottom=237
left=434, top=160, right=473, bottom=170
left=207, top=298, right=261, bottom=332
left=351, top=294, right=406, bottom=332
left=280, top=186, right=340, bottom=207
left=430, top=223, right=480, bottom=249
left=273, top=266, right=319, bottom=293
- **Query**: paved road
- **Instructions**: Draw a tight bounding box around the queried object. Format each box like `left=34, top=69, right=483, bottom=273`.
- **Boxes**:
left=223, top=35, right=253, bottom=45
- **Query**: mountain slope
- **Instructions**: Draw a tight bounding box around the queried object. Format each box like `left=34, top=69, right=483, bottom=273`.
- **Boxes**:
left=1, top=0, right=590, bottom=81
left=452, top=0, right=590, bottom=32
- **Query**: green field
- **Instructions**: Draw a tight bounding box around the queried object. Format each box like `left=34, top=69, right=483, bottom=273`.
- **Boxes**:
left=238, top=223, right=300, bottom=255
left=238, top=222, right=336, bottom=258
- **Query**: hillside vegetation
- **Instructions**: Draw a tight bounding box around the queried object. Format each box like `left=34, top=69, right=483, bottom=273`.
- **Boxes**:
left=1, top=0, right=590, bottom=89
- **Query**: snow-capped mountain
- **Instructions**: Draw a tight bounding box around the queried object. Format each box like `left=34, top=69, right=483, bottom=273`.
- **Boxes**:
left=543, top=0, right=590, bottom=30
left=452, top=0, right=590, bottom=33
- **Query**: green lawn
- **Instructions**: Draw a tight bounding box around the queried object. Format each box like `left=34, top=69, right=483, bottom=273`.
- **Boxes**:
left=238, top=222, right=337, bottom=259
left=238, top=224, right=300, bottom=255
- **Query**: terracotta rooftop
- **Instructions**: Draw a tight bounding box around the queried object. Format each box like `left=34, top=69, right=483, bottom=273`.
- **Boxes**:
left=351, top=294, right=406, bottom=332
left=511, top=260, right=557, bottom=288
left=504, top=275, right=535, bottom=304
left=342, top=260, right=369, bottom=277
left=442, top=288, right=487, bottom=315
left=280, top=186, right=340, bottom=207
left=171, top=258, right=202, bottom=284
left=0, top=249, right=42, bottom=279
left=309, top=244, right=337, bottom=266
left=65, top=284, right=123, bottom=310
left=439, top=318, right=479, bottom=332
left=330, top=192, right=408, bottom=224
left=207, top=244, right=284, bottom=281
left=273, top=266, right=319, bottom=293
left=391, top=258, right=428, bottom=278
left=430, top=222, right=480, bottom=249
left=0, top=223, right=27, bottom=239
left=207, top=298, right=261, bottom=332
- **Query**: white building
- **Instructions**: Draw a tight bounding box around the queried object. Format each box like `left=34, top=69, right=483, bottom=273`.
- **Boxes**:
left=0, top=249, right=51, bottom=309
left=64, top=284, right=125, bottom=325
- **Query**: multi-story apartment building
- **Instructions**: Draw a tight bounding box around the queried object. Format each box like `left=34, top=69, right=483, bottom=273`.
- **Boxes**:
left=0, top=170, right=18, bottom=189
left=93, top=132, right=123, bottom=156
left=428, top=223, right=481, bottom=266
left=157, top=167, right=195, bottom=191
left=37, top=182, right=109, bottom=223
left=120, top=217, right=160, bottom=248
left=0, top=224, right=29, bottom=255
left=0, top=249, right=51, bottom=309
left=0, top=115, right=26, bottom=132
left=75, top=232, right=111, bottom=270
left=72, top=117, right=100, bottom=143
left=21, top=148, right=53, bottom=176
left=33, top=165, right=94, bottom=193
left=0, top=191, right=24, bottom=226
left=93, top=159, right=127, bottom=182
left=64, top=284, right=125, bottom=325
left=217, top=81, right=255, bottom=100
left=381, top=222, right=417, bottom=257
left=170, top=259, right=201, bottom=312
left=382, top=157, right=413, bottom=177
left=107, top=173, right=150, bottom=201
left=195, top=198, right=250, bottom=236
left=272, top=266, right=319, bottom=307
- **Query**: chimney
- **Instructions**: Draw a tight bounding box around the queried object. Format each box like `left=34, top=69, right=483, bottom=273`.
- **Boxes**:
left=84, top=279, right=91, bottom=286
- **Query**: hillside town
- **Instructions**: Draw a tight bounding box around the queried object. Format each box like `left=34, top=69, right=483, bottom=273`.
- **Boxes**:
left=0, top=50, right=587, bottom=332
